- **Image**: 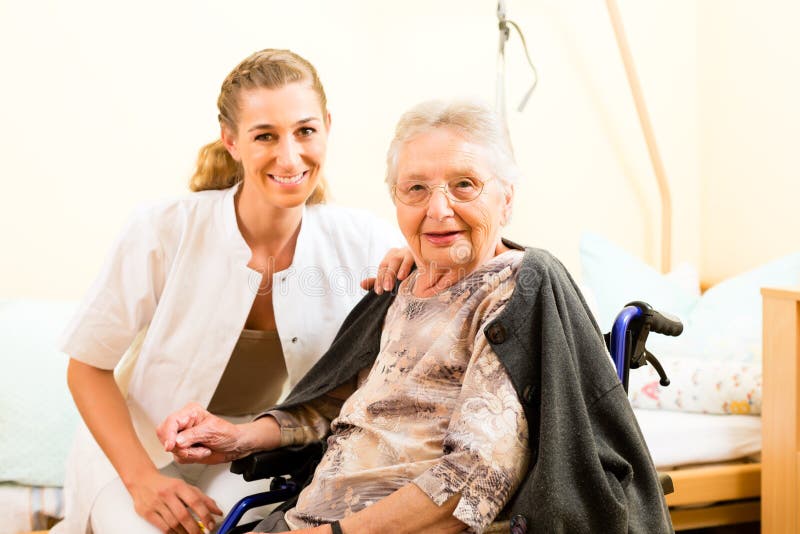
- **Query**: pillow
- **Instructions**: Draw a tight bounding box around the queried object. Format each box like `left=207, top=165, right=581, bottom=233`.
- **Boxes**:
left=0, top=299, right=79, bottom=486
left=579, top=232, right=700, bottom=331
left=666, top=252, right=800, bottom=362
left=581, top=232, right=800, bottom=363
left=627, top=356, right=762, bottom=415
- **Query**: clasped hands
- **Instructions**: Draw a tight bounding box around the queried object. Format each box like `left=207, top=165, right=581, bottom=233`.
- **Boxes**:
left=157, top=403, right=280, bottom=465
left=157, top=405, right=330, bottom=533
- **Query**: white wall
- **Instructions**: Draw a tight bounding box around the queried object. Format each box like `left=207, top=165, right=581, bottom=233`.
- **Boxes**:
left=4, top=0, right=771, bottom=300
left=504, top=0, right=699, bottom=272
left=698, top=0, right=800, bottom=285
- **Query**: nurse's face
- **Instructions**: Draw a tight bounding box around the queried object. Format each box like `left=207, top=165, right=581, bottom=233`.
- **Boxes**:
left=222, top=82, right=329, bottom=209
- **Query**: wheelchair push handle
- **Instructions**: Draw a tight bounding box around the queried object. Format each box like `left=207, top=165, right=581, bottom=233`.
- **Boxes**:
left=609, top=301, right=683, bottom=392
left=625, top=301, right=683, bottom=337
left=649, top=309, right=683, bottom=337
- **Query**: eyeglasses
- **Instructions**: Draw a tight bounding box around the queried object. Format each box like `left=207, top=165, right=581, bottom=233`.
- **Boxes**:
left=392, top=177, right=493, bottom=206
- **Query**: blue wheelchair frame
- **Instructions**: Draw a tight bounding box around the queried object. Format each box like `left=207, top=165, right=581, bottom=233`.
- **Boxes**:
left=217, top=301, right=681, bottom=534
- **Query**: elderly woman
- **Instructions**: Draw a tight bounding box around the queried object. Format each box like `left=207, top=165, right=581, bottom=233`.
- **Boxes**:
left=159, top=100, right=672, bottom=533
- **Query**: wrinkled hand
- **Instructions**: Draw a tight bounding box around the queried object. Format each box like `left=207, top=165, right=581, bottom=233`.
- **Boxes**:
left=157, top=403, right=248, bottom=465
left=360, top=247, right=415, bottom=294
left=127, top=469, right=222, bottom=534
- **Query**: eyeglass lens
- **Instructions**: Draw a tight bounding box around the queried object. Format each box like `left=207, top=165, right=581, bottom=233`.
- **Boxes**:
left=395, top=177, right=483, bottom=205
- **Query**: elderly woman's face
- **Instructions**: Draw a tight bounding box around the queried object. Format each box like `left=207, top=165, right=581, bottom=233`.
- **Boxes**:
left=394, top=127, right=512, bottom=275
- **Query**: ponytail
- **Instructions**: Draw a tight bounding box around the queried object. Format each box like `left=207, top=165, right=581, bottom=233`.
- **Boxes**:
left=306, top=177, right=328, bottom=205
left=189, top=139, right=241, bottom=192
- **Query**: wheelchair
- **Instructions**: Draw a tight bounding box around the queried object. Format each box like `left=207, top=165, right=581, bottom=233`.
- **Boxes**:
left=217, top=301, right=682, bottom=534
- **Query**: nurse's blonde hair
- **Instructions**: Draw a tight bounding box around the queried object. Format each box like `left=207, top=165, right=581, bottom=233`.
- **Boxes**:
left=190, top=49, right=328, bottom=204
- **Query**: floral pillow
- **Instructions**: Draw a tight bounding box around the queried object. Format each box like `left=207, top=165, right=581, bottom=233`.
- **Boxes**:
left=627, top=357, right=761, bottom=415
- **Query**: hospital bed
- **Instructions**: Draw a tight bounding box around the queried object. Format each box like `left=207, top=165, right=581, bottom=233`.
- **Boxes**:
left=637, top=287, right=798, bottom=531
left=600, top=2, right=772, bottom=526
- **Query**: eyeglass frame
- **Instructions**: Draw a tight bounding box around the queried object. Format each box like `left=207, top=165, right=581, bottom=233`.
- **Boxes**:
left=391, top=176, right=496, bottom=206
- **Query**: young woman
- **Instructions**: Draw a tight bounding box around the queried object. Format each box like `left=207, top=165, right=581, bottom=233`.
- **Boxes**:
left=54, top=49, right=409, bottom=534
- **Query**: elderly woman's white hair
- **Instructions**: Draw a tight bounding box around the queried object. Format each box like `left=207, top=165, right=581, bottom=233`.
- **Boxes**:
left=385, top=99, right=523, bottom=196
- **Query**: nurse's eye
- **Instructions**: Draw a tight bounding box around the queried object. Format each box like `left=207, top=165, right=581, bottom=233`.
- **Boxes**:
left=297, top=127, right=316, bottom=137
left=254, top=132, right=275, bottom=142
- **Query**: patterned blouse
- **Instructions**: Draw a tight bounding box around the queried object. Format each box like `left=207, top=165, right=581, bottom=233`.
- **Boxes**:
left=269, top=250, right=530, bottom=533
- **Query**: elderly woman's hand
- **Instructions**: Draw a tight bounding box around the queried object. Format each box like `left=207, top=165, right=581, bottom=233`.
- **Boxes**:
left=360, top=247, right=415, bottom=294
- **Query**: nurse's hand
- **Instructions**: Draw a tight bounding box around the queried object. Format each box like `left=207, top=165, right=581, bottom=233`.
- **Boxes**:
left=126, top=469, right=222, bottom=534
left=361, top=247, right=415, bottom=294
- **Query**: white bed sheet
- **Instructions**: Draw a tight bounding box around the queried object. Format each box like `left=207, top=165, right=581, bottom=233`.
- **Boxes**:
left=634, top=409, right=761, bottom=469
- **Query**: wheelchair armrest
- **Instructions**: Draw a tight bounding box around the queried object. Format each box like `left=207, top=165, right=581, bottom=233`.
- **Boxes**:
left=230, top=442, right=324, bottom=482
left=659, top=472, right=674, bottom=495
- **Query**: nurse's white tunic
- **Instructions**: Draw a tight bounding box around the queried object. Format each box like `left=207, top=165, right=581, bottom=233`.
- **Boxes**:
left=54, top=184, right=402, bottom=533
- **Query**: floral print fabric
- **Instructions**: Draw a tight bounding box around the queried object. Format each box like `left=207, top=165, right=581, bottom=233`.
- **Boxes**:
left=628, top=356, right=762, bottom=415
left=273, top=251, right=529, bottom=533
